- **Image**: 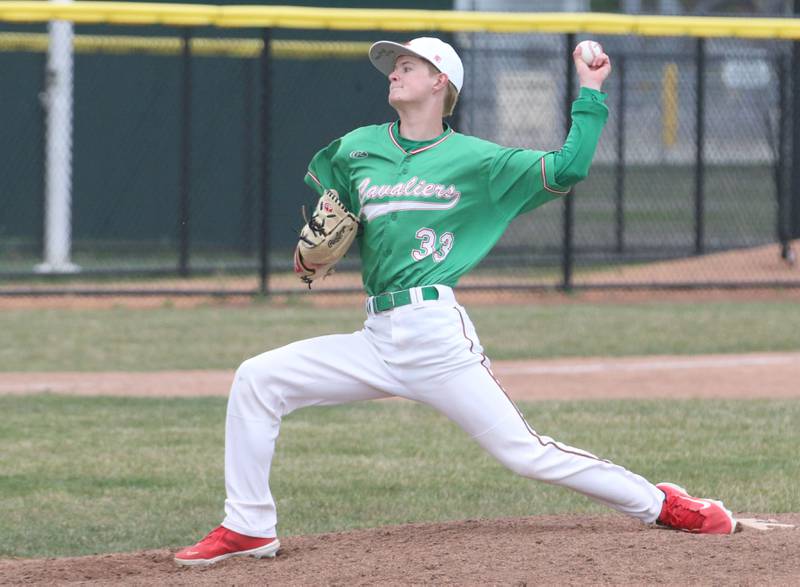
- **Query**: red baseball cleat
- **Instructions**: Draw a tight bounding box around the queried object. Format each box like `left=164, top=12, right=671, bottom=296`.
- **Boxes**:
left=174, top=525, right=280, bottom=567
left=656, top=482, right=737, bottom=534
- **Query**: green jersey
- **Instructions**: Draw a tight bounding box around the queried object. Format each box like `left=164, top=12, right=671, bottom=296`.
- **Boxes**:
left=304, top=87, right=608, bottom=296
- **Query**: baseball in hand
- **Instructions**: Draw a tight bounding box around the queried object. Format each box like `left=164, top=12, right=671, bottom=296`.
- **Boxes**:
left=577, top=40, right=603, bottom=66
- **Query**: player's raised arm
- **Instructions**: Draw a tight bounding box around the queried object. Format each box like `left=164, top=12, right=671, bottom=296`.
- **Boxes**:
left=540, top=42, right=613, bottom=192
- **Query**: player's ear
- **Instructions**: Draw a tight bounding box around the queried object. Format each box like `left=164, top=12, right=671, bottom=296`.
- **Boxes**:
left=433, top=72, right=449, bottom=91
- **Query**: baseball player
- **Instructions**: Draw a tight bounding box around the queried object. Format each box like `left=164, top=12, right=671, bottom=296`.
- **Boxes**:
left=174, top=37, right=736, bottom=567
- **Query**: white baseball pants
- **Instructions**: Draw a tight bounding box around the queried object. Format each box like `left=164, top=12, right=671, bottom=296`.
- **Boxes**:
left=222, top=285, right=664, bottom=538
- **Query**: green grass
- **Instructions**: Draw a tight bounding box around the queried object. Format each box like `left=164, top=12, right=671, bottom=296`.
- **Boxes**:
left=1, top=394, right=797, bottom=558
left=1, top=299, right=799, bottom=371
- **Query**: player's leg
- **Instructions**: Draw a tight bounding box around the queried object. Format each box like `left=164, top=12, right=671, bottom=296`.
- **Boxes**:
left=223, top=331, right=400, bottom=537
left=413, top=359, right=665, bottom=522
left=390, top=300, right=658, bottom=518
left=404, top=304, right=734, bottom=533
left=378, top=299, right=660, bottom=520
left=425, top=363, right=735, bottom=533
left=175, top=330, right=401, bottom=565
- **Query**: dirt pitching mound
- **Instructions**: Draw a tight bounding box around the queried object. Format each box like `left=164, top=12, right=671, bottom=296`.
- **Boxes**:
left=2, top=514, right=798, bottom=585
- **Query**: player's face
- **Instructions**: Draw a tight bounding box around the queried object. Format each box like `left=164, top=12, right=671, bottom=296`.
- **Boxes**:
left=387, top=55, right=441, bottom=109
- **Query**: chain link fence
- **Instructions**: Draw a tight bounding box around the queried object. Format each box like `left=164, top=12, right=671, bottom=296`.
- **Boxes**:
left=0, top=18, right=798, bottom=298
left=457, top=32, right=796, bottom=292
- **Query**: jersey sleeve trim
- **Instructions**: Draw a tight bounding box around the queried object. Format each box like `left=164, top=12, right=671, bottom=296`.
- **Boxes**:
left=540, top=157, right=571, bottom=195
left=306, top=170, right=323, bottom=188
left=303, top=170, right=327, bottom=198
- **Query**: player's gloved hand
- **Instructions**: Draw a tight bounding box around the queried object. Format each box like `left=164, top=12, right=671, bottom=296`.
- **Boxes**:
left=295, top=189, right=360, bottom=287
left=293, top=246, right=334, bottom=287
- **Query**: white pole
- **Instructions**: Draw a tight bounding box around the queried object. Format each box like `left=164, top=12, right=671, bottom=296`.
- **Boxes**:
left=36, top=0, right=79, bottom=273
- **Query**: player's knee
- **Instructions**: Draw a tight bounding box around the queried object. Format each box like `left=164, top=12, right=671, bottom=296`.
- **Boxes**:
left=229, top=355, right=283, bottom=414
left=234, top=356, right=260, bottom=382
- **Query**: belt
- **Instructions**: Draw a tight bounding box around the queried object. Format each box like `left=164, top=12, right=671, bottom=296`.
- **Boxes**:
left=370, top=286, right=439, bottom=313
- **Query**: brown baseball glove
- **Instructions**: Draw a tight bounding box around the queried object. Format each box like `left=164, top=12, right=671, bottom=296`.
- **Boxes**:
left=294, top=189, right=360, bottom=286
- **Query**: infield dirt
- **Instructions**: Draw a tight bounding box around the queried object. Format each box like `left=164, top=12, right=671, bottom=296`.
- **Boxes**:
left=2, top=514, right=798, bottom=585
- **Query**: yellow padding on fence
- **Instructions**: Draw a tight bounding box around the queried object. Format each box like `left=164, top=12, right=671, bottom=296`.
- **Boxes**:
left=0, top=33, right=369, bottom=59
left=1, top=2, right=800, bottom=39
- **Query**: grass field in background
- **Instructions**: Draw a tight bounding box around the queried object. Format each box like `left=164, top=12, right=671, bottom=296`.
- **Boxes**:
left=1, top=299, right=799, bottom=371
left=1, top=394, right=798, bottom=558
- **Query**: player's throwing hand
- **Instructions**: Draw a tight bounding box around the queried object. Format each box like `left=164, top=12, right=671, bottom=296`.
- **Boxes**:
left=573, top=42, right=611, bottom=91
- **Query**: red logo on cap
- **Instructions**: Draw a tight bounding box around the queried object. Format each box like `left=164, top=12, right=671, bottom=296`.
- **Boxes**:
left=433, top=54, right=442, bottom=63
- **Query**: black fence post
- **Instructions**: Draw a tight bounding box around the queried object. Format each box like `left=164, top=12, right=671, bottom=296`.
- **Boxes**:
left=258, top=28, right=272, bottom=296
left=776, top=54, right=791, bottom=260
left=562, top=33, right=576, bottom=292
left=242, top=58, right=255, bottom=256
left=178, top=28, right=192, bottom=277
left=615, top=54, right=626, bottom=255
left=792, top=15, right=800, bottom=240
left=38, top=53, right=47, bottom=261
left=694, top=38, right=706, bottom=256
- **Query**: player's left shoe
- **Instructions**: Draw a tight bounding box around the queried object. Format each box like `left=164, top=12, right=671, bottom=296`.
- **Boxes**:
left=174, top=525, right=280, bottom=566
left=655, top=482, right=737, bottom=534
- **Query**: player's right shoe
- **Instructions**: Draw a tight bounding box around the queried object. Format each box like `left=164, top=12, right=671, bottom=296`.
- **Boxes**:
left=173, top=525, right=280, bottom=567
left=655, top=482, right=737, bottom=534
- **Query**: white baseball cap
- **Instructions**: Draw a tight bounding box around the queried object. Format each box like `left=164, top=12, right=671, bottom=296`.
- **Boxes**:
left=369, top=37, right=464, bottom=93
